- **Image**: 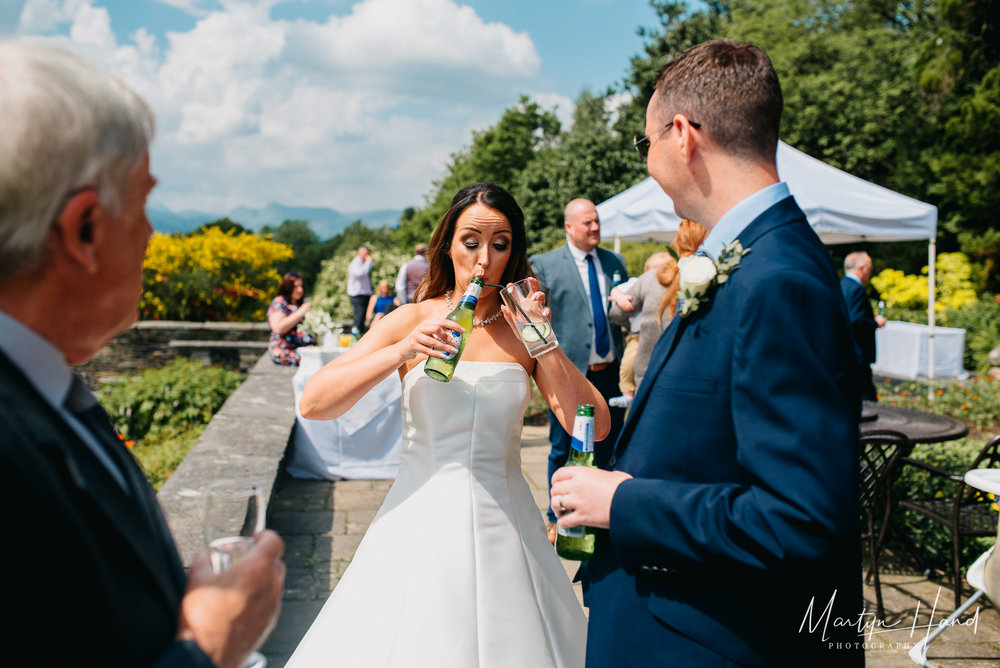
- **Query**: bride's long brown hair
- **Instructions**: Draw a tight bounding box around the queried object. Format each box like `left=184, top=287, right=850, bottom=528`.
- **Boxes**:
left=415, top=182, right=532, bottom=302
left=657, top=219, right=708, bottom=324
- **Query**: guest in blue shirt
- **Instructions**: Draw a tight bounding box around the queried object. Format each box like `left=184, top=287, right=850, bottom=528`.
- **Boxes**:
left=366, top=279, right=400, bottom=328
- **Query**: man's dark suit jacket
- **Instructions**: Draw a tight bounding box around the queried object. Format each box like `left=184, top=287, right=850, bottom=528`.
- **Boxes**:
left=0, top=352, right=213, bottom=666
left=584, top=197, right=864, bottom=667
left=529, top=244, right=627, bottom=373
left=841, top=275, right=879, bottom=400
left=841, top=276, right=877, bottom=364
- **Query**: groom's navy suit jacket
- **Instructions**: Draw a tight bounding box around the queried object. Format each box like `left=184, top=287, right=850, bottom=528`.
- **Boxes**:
left=0, top=351, right=213, bottom=666
left=584, top=197, right=863, bottom=667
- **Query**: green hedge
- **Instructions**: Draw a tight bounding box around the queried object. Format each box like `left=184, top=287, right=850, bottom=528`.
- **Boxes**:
left=876, top=378, right=998, bottom=575
left=98, top=358, right=244, bottom=489
left=889, top=437, right=996, bottom=576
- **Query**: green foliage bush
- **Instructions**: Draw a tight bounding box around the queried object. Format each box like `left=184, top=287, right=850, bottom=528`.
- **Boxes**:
left=878, top=377, right=1000, bottom=432
left=871, top=252, right=980, bottom=313
left=876, top=377, right=1000, bottom=574
left=98, top=358, right=244, bottom=444
left=869, top=252, right=1000, bottom=373
left=98, top=358, right=244, bottom=489
left=876, top=298, right=1000, bottom=374
left=614, top=241, right=675, bottom=279
left=312, top=242, right=411, bottom=325
left=889, top=437, right=995, bottom=575
left=142, top=226, right=293, bottom=322
left=130, top=432, right=201, bottom=491
left=940, top=299, right=1000, bottom=374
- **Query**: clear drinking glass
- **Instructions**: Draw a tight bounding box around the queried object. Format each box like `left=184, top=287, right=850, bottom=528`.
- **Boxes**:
left=203, top=480, right=268, bottom=668
left=500, top=278, right=559, bottom=358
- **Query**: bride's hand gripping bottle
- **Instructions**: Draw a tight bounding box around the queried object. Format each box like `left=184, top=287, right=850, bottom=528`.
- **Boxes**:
left=556, top=404, right=596, bottom=561
left=424, top=277, right=484, bottom=382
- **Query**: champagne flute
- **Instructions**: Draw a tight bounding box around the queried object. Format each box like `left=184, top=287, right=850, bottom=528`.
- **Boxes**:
left=203, top=479, right=268, bottom=668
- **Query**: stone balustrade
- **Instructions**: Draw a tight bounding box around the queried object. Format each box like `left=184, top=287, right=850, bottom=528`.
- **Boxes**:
left=157, top=353, right=298, bottom=565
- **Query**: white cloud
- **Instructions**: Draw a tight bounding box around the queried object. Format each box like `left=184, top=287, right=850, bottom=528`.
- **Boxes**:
left=322, top=0, right=538, bottom=79
left=528, top=91, right=575, bottom=128
left=153, top=0, right=214, bottom=17
left=20, top=0, right=558, bottom=214
left=18, top=0, right=87, bottom=33
left=68, top=1, right=114, bottom=47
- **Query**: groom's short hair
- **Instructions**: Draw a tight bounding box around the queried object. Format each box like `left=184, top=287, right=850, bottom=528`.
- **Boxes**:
left=652, top=39, right=782, bottom=163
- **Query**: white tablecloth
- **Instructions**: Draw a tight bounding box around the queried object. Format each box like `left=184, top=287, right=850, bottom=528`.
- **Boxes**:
left=873, top=320, right=966, bottom=379
left=288, top=346, right=402, bottom=480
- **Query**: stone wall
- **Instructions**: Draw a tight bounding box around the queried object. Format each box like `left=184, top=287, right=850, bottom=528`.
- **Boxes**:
left=157, top=353, right=298, bottom=565
left=76, top=321, right=272, bottom=383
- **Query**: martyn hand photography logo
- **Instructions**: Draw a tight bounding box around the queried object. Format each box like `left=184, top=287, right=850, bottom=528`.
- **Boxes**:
left=799, top=588, right=981, bottom=651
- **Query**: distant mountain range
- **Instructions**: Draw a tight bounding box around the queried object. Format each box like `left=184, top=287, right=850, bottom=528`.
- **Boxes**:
left=147, top=201, right=404, bottom=239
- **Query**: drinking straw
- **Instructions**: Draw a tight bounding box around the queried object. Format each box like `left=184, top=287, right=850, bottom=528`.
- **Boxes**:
left=484, top=282, right=550, bottom=343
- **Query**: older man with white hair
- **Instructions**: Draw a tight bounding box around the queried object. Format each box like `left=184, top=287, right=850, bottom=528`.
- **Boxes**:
left=0, top=41, right=284, bottom=667
left=842, top=250, right=886, bottom=400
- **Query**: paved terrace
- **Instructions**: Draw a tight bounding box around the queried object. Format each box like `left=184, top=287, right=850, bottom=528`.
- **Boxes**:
left=157, top=354, right=1000, bottom=667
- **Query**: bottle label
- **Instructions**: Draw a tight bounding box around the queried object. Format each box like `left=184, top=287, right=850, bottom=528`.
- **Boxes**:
left=557, top=524, right=585, bottom=538
left=569, top=415, right=594, bottom=453
left=439, top=329, right=463, bottom=360
left=459, top=280, right=483, bottom=305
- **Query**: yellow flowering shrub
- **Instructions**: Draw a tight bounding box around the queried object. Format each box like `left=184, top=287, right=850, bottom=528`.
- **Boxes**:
left=141, top=227, right=293, bottom=321
left=871, top=252, right=979, bottom=313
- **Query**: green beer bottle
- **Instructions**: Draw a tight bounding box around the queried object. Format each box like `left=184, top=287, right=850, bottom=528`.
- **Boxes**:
left=556, top=403, right=596, bottom=560
left=425, top=277, right=484, bottom=382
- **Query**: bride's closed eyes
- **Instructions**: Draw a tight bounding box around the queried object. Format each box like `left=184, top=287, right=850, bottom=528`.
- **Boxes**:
left=461, top=239, right=510, bottom=252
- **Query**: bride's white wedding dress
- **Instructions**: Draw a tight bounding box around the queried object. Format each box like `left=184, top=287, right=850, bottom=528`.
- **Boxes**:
left=287, top=360, right=587, bottom=667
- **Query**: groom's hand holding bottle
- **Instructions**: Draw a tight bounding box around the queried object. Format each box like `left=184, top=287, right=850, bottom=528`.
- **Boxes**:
left=550, top=467, right=632, bottom=530
left=177, top=530, right=286, bottom=668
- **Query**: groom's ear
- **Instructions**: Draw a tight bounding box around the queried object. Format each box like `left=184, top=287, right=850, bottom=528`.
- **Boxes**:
left=673, top=114, right=699, bottom=163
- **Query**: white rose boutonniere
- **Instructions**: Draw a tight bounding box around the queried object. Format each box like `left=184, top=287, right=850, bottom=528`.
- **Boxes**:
left=676, top=240, right=751, bottom=317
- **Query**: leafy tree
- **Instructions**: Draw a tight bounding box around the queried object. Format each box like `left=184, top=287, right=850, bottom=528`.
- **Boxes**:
left=337, top=220, right=393, bottom=256
left=918, top=0, right=1000, bottom=286
left=199, top=217, right=251, bottom=236
left=394, top=97, right=561, bottom=249
left=618, top=0, right=998, bottom=281
left=311, top=238, right=410, bottom=325
left=515, top=90, right=649, bottom=255
left=259, top=219, right=328, bottom=288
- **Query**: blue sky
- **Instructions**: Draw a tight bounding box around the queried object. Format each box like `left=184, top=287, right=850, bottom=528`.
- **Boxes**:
left=2, top=0, right=662, bottom=214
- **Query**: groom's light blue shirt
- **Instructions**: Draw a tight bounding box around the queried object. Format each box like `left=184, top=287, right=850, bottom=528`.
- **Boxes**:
left=699, top=182, right=790, bottom=259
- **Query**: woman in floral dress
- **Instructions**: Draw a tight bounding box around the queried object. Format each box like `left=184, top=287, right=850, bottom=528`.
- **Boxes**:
left=267, top=272, right=316, bottom=365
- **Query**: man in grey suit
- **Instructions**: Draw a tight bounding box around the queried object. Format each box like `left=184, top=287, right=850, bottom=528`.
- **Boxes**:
left=530, top=198, right=628, bottom=538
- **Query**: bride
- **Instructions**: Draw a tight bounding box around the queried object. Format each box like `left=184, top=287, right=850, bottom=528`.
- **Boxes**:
left=288, top=182, right=610, bottom=667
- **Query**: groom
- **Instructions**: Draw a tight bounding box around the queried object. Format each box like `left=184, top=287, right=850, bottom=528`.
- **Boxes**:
left=550, top=40, right=863, bottom=666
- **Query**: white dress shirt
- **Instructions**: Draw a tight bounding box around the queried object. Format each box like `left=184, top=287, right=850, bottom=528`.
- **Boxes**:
left=347, top=256, right=373, bottom=297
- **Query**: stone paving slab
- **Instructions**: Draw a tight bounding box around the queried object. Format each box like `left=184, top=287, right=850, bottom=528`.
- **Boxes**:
left=260, top=424, right=1000, bottom=667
